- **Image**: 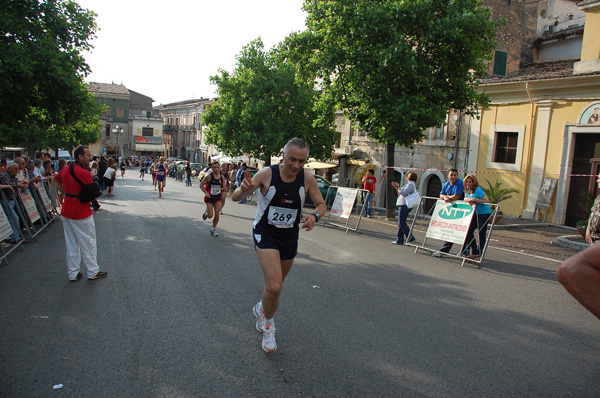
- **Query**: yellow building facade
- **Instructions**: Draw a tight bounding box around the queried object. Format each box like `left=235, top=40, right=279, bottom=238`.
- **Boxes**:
left=471, top=0, right=600, bottom=226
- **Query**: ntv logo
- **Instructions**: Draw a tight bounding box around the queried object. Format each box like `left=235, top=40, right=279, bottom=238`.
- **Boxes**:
left=438, top=203, right=473, bottom=220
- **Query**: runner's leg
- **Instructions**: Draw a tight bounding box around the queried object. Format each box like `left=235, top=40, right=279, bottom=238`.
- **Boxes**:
left=257, top=248, right=294, bottom=319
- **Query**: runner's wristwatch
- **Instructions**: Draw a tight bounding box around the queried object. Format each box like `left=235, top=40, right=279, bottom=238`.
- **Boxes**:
left=312, top=212, right=320, bottom=222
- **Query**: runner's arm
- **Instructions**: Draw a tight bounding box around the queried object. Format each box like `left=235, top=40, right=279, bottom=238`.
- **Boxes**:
left=200, top=174, right=211, bottom=197
left=301, top=171, right=326, bottom=231
left=232, top=168, right=268, bottom=202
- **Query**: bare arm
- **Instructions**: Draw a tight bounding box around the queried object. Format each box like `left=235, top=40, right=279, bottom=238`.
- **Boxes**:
left=301, top=170, right=327, bottom=231
left=557, top=243, right=600, bottom=320
left=199, top=174, right=211, bottom=197
left=51, top=178, right=64, bottom=194
left=232, top=168, right=270, bottom=202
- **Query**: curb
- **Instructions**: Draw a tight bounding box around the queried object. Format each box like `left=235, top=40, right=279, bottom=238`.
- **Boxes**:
left=557, top=235, right=590, bottom=251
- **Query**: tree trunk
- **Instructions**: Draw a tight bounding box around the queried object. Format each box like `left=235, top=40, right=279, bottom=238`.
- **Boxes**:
left=386, top=142, right=396, bottom=219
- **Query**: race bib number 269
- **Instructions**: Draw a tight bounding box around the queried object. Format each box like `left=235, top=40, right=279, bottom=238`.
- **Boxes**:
left=268, top=206, right=297, bottom=228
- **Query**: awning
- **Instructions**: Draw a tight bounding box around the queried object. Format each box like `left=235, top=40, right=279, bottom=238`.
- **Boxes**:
left=353, top=163, right=375, bottom=181
left=135, top=144, right=166, bottom=151
left=306, top=161, right=338, bottom=169
left=2, top=147, right=27, bottom=151
left=347, top=159, right=368, bottom=165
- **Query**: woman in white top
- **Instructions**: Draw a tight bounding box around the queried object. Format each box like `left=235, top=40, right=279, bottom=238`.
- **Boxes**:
left=391, top=172, right=418, bottom=245
left=103, top=159, right=117, bottom=196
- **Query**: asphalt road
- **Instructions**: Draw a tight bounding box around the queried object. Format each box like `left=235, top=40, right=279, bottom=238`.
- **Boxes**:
left=1, top=173, right=599, bottom=397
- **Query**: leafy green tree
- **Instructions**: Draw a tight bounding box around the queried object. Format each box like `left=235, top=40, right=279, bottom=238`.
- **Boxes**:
left=0, top=0, right=101, bottom=148
left=203, top=38, right=337, bottom=165
left=290, top=0, right=498, bottom=216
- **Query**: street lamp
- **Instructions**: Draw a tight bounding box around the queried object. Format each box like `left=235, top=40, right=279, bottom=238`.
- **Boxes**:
left=112, top=125, right=124, bottom=157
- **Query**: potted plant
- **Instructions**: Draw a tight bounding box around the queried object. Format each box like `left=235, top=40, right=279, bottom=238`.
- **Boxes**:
left=482, top=179, right=520, bottom=223
left=576, top=219, right=588, bottom=238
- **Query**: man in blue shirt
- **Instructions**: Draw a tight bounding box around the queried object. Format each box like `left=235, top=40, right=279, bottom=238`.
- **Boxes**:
left=432, top=169, right=464, bottom=257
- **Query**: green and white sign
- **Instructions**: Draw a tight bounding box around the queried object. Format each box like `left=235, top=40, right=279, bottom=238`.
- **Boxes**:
left=426, top=200, right=475, bottom=244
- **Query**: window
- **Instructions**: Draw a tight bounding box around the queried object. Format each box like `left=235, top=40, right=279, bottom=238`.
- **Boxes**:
left=493, top=50, right=508, bottom=77
left=117, top=107, right=124, bottom=117
left=487, top=125, right=525, bottom=172
left=142, top=127, right=153, bottom=137
left=493, top=132, right=518, bottom=163
left=105, top=124, right=111, bottom=138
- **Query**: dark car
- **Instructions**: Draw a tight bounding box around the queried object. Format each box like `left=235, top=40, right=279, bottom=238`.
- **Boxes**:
left=305, top=175, right=337, bottom=207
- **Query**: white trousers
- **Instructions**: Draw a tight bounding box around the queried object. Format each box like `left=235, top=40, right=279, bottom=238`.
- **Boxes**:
left=61, top=216, right=99, bottom=279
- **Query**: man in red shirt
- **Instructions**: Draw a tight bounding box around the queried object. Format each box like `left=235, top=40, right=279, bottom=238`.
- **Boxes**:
left=362, top=169, right=377, bottom=218
left=52, top=146, right=108, bottom=282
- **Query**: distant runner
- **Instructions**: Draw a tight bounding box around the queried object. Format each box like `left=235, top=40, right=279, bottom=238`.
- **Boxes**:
left=200, top=161, right=227, bottom=236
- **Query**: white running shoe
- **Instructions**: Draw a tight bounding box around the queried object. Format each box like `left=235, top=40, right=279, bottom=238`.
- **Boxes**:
left=209, top=228, right=218, bottom=236
left=432, top=251, right=443, bottom=257
left=253, top=303, right=265, bottom=333
left=262, top=324, right=277, bottom=353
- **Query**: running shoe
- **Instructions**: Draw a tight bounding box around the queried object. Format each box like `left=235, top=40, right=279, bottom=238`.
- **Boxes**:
left=253, top=302, right=265, bottom=333
left=262, top=324, right=277, bottom=353
left=210, top=228, right=218, bottom=236
left=202, top=211, right=207, bottom=220
left=431, top=251, right=443, bottom=257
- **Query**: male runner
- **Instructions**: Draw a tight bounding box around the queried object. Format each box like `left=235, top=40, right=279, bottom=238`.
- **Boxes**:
left=232, top=137, right=326, bottom=353
left=156, top=157, right=167, bottom=197
left=200, top=160, right=227, bottom=236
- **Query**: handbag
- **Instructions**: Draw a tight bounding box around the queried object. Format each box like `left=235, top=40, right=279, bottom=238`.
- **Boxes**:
left=404, top=191, right=421, bottom=209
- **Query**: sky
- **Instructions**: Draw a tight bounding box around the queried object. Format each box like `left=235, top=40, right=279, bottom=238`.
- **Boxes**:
left=76, top=0, right=308, bottom=105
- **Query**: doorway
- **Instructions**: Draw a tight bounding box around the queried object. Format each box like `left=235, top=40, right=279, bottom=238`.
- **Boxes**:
left=565, top=134, right=600, bottom=226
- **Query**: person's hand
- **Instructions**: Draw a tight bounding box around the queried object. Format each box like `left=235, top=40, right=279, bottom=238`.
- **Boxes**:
left=391, top=181, right=399, bottom=189
left=301, top=214, right=317, bottom=231
left=586, top=229, right=592, bottom=244
left=443, top=195, right=452, bottom=203
left=241, top=169, right=254, bottom=192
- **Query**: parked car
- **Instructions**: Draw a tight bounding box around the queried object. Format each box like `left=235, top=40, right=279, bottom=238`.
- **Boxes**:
left=305, top=174, right=337, bottom=207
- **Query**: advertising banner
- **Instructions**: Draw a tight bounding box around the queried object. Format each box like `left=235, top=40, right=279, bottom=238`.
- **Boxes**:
left=0, top=209, right=13, bottom=241
left=36, top=184, right=53, bottom=212
left=426, top=200, right=475, bottom=244
left=19, top=190, right=40, bottom=223
left=330, top=187, right=358, bottom=219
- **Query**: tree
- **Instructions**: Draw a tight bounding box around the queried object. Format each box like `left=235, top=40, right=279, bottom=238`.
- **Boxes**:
left=203, top=38, right=337, bottom=165
left=0, top=0, right=101, bottom=148
left=290, top=0, right=498, bottom=216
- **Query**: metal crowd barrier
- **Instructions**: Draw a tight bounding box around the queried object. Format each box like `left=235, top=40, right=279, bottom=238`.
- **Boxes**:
left=321, top=187, right=369, bottom=233
left=407, top=196, right=499, bottom=268
left=0, top=179, right=59, bottom=265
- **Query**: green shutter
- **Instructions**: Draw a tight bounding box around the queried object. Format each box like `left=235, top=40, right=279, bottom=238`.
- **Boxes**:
left=493, top=50, right=508, bottom=77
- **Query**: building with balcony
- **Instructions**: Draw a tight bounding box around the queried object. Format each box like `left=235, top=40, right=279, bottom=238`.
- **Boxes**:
left=155, top=98, right=214, bottom=162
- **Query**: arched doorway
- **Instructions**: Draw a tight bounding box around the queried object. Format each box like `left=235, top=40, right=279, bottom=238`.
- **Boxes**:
left=424, top=174, right=443, bottom=214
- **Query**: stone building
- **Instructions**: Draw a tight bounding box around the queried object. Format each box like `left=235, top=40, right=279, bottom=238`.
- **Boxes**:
left=154, top=98, right=214, bottom=163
